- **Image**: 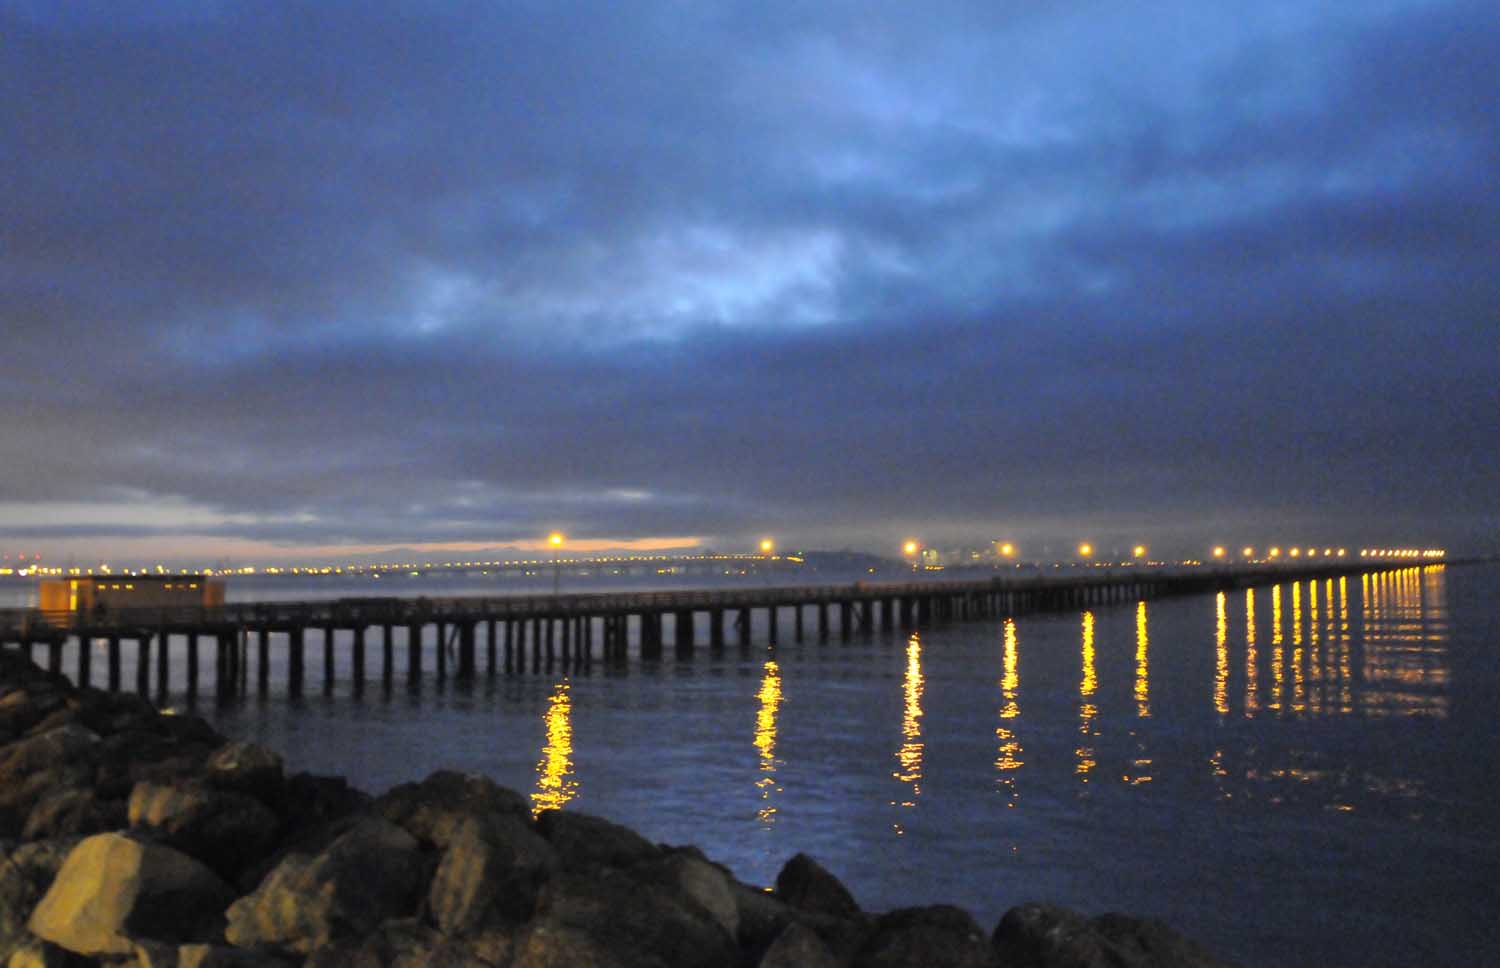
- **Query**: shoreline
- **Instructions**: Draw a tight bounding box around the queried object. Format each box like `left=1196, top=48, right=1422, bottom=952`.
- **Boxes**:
left=0, top=647, right=1237, bottom=967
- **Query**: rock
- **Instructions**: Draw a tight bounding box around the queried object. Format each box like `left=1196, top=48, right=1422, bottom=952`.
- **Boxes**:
left=730, top=880, right=797, bottom=953
left=774, top=853, right=861, bottom=920
left=533, top=809, right=659, bottom=872
left=280, top=773, right=370, bottom=830
left=511, top=922, right=632, bottom=968
left=21, top=788, right=126, bottom=841
left=630, top=852, right=740, bottom=941
left=0, top=764, right=95, bottom=840
left=27, top=832, right=235, bottom=957
left=304, top=917, right=505, bottom=968
left=374, top=771, right=531, bottom=849
left=854, top=905, right=993, bottom=968
left=224, top=817, right=429, bottom=955
left=5, top=936, right=90, bottom=968
left=757, top=921, right=841, bottom=968
left=128, top=781, right=282, bottom=880
left=428, top=815, right=557, bottom=934
left=525, top=868, right=737, bottom=968
left=0, top=690, right=66, bottom=741
left=0, top=726, right=100, bottom=784
left=991, top=903, right=1237, bottom=968
left=203, top=742, right=284, bottom=800
left=176, top=943, right=297, bottom=968
left=0, top=840, right=78, bottom=961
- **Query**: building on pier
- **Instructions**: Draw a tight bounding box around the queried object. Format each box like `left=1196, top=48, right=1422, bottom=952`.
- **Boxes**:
left=38, top=575, right=225, bottom=614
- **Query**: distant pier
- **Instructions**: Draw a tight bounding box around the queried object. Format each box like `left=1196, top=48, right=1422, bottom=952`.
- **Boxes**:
left=0, top=561, right=1442, bottom=701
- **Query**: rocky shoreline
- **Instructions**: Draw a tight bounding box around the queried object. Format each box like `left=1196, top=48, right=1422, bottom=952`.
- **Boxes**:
left=0, top=649, right=1238, bottom=967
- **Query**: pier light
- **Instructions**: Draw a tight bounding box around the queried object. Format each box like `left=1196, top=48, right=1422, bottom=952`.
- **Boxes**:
left=760, top=538, right=775, bottom=555
left=1338, top=549, right=1346, bottom=557
left=1132, top=545, right=1146, bottom=559
left=1307, top=548, right=1318, bottom=557
left=903, top=540, right=919, bottom=556
left=1269, top=547, right=1281, bottom=558
left=1212, top=546, right=1226, bottom=558
left=1323, top=548, right=1333, bottom=557
left=1078, top=543, right=1094, bottom=559
left=1289, top=548, right=1300, bottom=558
left=548, top=532, right=565, bottom=548
left=1241, top=547, right=1254, bottom=558
left=999, top=542, right=1015, bottom=557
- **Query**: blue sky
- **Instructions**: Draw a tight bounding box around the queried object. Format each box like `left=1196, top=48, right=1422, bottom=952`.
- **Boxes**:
left=2, top=0, right=1495, bottom=563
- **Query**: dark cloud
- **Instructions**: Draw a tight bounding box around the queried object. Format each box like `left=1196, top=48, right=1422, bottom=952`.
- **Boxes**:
left=2, top=0, right=1495, bottom=560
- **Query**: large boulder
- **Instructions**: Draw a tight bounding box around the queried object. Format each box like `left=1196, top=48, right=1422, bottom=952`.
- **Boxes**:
left=0, top=726, right=100, bottom=787
left=518, top=867, right=737, bottom=968
left=27, top=832, right=235, bottom=957
left=128, top=781, right=282, bottom=881
left=304, top=917, right=510, bottom=968
left=630, top=851, right=740, bottom=941
left=428, top=815, right=557, bottom=934
left=224, top=817, right=429, bottom=955
left=533, top=809, right=659, bottom=872
left=5, top=936, right=91, bottom=967
left=854, top=905, right=993, bottom=968
left=774, top=853, right=861, bottom=920
left=757, top=921, right=842, bottom=968
left=21, top=789, right=126, bottom=841
left=374, top=771, right=530, bottom=849
left=991, top=903, right=1238, bottom=968
left=280, top=773, right=370, bottom=830
left=202, top=742, right=285, bottom=801
left=0, top=840, right=78, bottom=961
left=0, top=688, right=67, bottom=742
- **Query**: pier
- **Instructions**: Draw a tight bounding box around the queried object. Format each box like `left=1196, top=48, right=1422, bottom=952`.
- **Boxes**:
left=0, top=561, right=1433, bottom=702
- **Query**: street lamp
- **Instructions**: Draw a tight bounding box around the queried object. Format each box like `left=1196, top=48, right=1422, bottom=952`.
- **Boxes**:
left=903, top=540, right=920, bottom=572
left=548, top=532, right=565, bottom=595
left=760, top=538, right=774, bottom=555
left=1132, top=545, right=1146, bottom=560
left=1078, top=543, right=1093, bottom=560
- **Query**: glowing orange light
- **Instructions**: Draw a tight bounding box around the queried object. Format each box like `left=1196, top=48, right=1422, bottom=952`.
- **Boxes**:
left=1132, top=545, right=1146, bottom=558
left=1269, top=547, right=1281, bottom=558
left=999, top=543, right=1015, bottom=557
left=1078, top=543, right=1094, bottom=558
left=1212, top=546, right=1226, bottom=558
left=903, top=540, right=919, bottom=556
left=1242, top=547, right=1254, bottom=558
left=759, top=538, right=774, bottom=554
left=548, top=532, right=565, bottom=548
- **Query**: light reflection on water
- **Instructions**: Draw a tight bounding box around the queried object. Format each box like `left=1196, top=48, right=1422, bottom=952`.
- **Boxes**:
left=531, top=679, right=577, bottom=814
left=75, top=563, right=1497, bottom=966
left=754, top=659, right=782, bottom=827
left=891, top=634, right=924, bottom=832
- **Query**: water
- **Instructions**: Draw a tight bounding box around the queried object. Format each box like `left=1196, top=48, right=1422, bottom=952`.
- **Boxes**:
left=6, top=564, right=1498, bottom=965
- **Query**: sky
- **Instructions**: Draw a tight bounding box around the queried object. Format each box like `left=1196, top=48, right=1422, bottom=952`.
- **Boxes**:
left=2, top=0, right=1497, bottom=565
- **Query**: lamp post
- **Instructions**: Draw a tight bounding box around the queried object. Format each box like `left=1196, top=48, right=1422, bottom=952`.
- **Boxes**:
left=548, top=532, right=565, bottom=596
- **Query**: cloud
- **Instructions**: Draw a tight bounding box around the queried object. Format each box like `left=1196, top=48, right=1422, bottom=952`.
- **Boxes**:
left=1, top=0, right=1495, bottom=559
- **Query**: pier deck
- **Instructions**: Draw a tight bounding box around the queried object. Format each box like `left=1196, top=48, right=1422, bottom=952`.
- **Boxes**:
left=0, top=561, right=1434, bottom=700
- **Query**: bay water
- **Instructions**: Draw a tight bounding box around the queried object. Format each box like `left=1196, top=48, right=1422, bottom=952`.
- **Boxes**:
left=5, top=563, right=1497, bottom=965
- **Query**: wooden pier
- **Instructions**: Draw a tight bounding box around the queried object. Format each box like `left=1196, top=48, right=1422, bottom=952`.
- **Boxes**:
left=0, top=562, right=1430, bottom=701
